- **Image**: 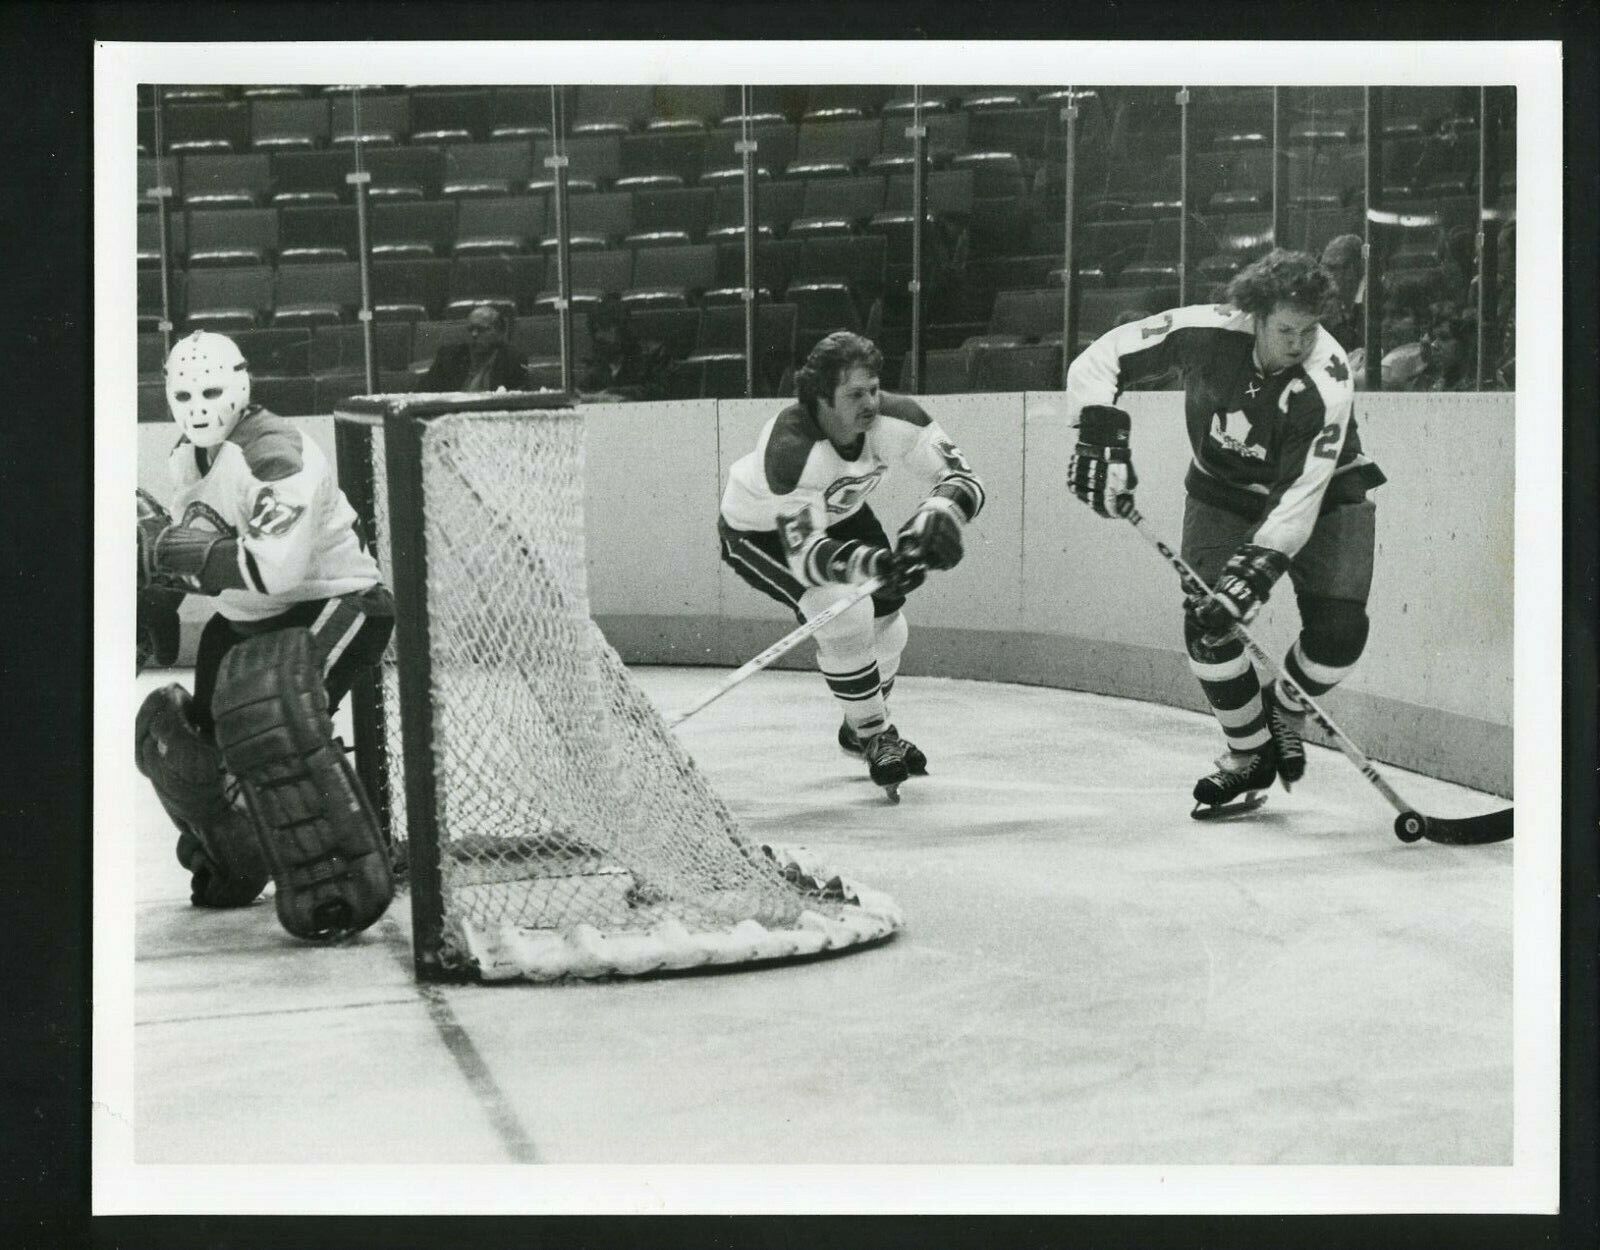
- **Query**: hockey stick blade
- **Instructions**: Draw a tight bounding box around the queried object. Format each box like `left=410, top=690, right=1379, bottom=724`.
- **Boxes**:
left=1398, top=807, right=1514, bottom=846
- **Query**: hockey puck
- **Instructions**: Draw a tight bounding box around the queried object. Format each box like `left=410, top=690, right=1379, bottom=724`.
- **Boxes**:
left=1393, top=812, right=1426, bottom=843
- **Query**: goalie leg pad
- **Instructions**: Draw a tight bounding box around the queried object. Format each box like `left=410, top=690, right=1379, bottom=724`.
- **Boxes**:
left=210, top=627, right=393, bottom=942
left=135, top=684, right=270, bottom=908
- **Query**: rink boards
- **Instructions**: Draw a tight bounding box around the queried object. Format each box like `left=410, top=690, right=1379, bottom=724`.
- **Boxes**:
left=135, top=390, right=1515, bottom=795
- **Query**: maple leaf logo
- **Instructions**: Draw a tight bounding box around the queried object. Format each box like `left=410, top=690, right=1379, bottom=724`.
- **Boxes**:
left=1325, top=355, right=1349, bottom=383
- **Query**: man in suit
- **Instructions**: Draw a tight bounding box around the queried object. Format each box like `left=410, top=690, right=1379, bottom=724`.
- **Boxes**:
left=416, top=304, right=529, bottom=393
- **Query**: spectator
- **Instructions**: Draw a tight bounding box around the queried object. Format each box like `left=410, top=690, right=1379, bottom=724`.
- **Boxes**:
left=577, top=298, right=670, bottom=402
left=1318, top=234, right=1366, bottom=353
left=1401, top=302, right=1479, bottom=392
left=416, top=304, right=529, bottom=393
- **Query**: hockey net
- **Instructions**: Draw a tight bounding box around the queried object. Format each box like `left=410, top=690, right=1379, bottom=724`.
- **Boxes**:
left=333, top=393, right=902, bottom=982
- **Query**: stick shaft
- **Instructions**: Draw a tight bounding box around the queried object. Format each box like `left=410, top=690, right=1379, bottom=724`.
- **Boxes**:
left=1120, top=504, right=1417, bottom=818
left=668, top=577, right=885, bottom=729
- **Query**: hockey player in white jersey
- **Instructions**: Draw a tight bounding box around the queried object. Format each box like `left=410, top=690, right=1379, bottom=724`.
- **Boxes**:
left=1064, top=249, right=1386, bottom=816
left=135, top=331, right=395, bottom=940
left=719, top=331, right=986, bottom=799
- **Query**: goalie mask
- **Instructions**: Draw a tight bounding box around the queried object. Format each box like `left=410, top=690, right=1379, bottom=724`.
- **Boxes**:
left=166, top=331, right=251, bottom=448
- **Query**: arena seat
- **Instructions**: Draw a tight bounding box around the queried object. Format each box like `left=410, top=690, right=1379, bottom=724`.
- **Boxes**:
left=269, top=150, right=353, bottom=207
left=184, top=265, right=274, bottom=331
left=370, top=257, right=451, bottom=321
left=309, top=321, right=415, bottom=377
left=409, top=89, right=492, bottom=145
left=631, top=186, right=716, bottom=241
left=971, top=342, right=1062, bottom=392
left=629, top=243, right=717, bottom=302
left=165, top=101, right=251, bottom=155
left=452, top=196, right=547, bottom=257
left=445, top=254, right=544, bottom=317
left=277, top=204, right=356, bottom=263
left=272, top=261, right=362, bottom=329
left=250, top=97, right=330, bottom=152
left=370, top=199, right=458, bottom=260
left=231, top=326, right=313, bottom=377
left=490, top=87, right=553, bottom=141
left=441, top=141, right=533, bottom=199
left=330, top=93, right=409, bottom=147
left=181, top=153, right=272, bottom=209
left=184, top=207, right=277, bottom=268
left=801, top=175, right=887, bottom=229
left=364, top=146, right=443, bottom=201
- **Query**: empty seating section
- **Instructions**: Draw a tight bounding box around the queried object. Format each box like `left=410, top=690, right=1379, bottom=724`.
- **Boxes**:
left=136, top=84, right=1511, bottom=396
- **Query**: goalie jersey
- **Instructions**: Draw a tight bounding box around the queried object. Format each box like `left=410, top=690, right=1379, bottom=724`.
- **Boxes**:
left=165, top=405, right=381, bottom=622
left=720, top=394, right=986, bottom=584
left=1066, top=303, right=1386, bottom=557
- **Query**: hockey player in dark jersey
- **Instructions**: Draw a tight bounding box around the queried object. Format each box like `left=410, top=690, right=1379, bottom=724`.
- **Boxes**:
left=136, top=331, right=397, bottom=939
left=719, top=331, right=986, bottom=799
left=1065, top=249, right=1387, bottom=815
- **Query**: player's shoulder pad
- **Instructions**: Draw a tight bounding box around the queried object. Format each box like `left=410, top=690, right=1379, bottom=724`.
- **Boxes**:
left=876, top=392, right=932, bottom=428
left=763, top=403, right=826, bottom=495
left=1175, top=302, right=1253, bottom=334
left=227, top=406, right=305, bottom=482
left=1297, top=327, right=1355, bottom=411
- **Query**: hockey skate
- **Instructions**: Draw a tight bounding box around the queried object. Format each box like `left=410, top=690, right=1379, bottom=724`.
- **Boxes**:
left=839, top=720, right=928, bottom=775
left=1191, top=749, right=1275, bottom=820
left=1261, top=683, right=1307, bottom=789
left=861, top=727, right=911, bottom=804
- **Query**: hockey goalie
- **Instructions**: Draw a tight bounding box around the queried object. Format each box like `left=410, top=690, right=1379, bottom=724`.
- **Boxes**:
left=134, top=330, right=396, bottom=941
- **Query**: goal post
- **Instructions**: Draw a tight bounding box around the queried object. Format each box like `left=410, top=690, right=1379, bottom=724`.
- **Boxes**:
left=332, top=392, right=904, bottom=982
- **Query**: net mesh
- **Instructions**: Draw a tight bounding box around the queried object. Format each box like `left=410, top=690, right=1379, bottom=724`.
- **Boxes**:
left=363, top=404, right=901, bottom=980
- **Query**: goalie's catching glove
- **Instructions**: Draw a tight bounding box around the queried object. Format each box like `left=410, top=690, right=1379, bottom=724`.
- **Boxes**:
left=1068, top=404, right=1138, bottom=518
left=1185, top=543, right=1292, bottom=635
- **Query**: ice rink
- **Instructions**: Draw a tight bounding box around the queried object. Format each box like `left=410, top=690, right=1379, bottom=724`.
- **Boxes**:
left=128, top=665, right=1513, bottom=1168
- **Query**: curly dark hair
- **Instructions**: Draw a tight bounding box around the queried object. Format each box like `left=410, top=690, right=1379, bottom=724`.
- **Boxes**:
left=795, top=330, right=884, bottom=411
left=1224, top=248, right=1336, bottom=319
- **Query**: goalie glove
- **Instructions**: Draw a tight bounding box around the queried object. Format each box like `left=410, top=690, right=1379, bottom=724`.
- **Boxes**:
left=1068, top=404, right=1138, bottom=518
left=136, top=488, right=172, bottom=591
left=1185, top=543, right=1292, bottom=635
left=895, top=497, right=965, bottom=571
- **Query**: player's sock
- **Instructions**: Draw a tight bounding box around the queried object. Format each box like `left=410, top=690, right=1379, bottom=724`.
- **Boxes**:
left=1186, top=622, right=1271, bottom=756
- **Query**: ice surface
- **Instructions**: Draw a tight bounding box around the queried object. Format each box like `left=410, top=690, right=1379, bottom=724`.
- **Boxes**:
left=127, top=667, right=1512, bottom=1166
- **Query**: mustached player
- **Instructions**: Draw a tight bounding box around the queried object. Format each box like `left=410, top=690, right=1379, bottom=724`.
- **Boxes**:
left=135, top=331, right=396, bottom=939
left=719, top=331, right=986, bottom=800
left=1065, top=249, right=1387, bottom=816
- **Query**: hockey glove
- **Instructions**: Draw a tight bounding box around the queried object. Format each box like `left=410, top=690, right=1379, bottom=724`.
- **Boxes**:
left=864, top=546, right=927, bottom=598
left=136, top=488, right=172, bottom=591
left=1068, top=404, right=1138, bottom=518
left=896, top=497, right=965, bottom=571
left=1185, top=543, right=1292, bottom=635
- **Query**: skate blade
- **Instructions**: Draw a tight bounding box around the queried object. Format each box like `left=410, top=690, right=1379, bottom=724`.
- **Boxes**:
left=1190, top=790, right=1269, bottom=821
left=881, top=783, right=902, bottom=804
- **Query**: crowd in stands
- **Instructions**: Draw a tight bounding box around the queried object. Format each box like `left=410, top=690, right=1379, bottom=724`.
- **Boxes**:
left=136, top=83, right=1516, bottom=415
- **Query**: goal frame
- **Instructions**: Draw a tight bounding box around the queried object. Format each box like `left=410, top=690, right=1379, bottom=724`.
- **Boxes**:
left=334, top=391, right=579, bottom=981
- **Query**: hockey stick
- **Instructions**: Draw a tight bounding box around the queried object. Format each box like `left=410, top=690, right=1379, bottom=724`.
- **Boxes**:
left=1113, top=499, right=1512, bottom=846
left=668, top=577, right=886, bottom=729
